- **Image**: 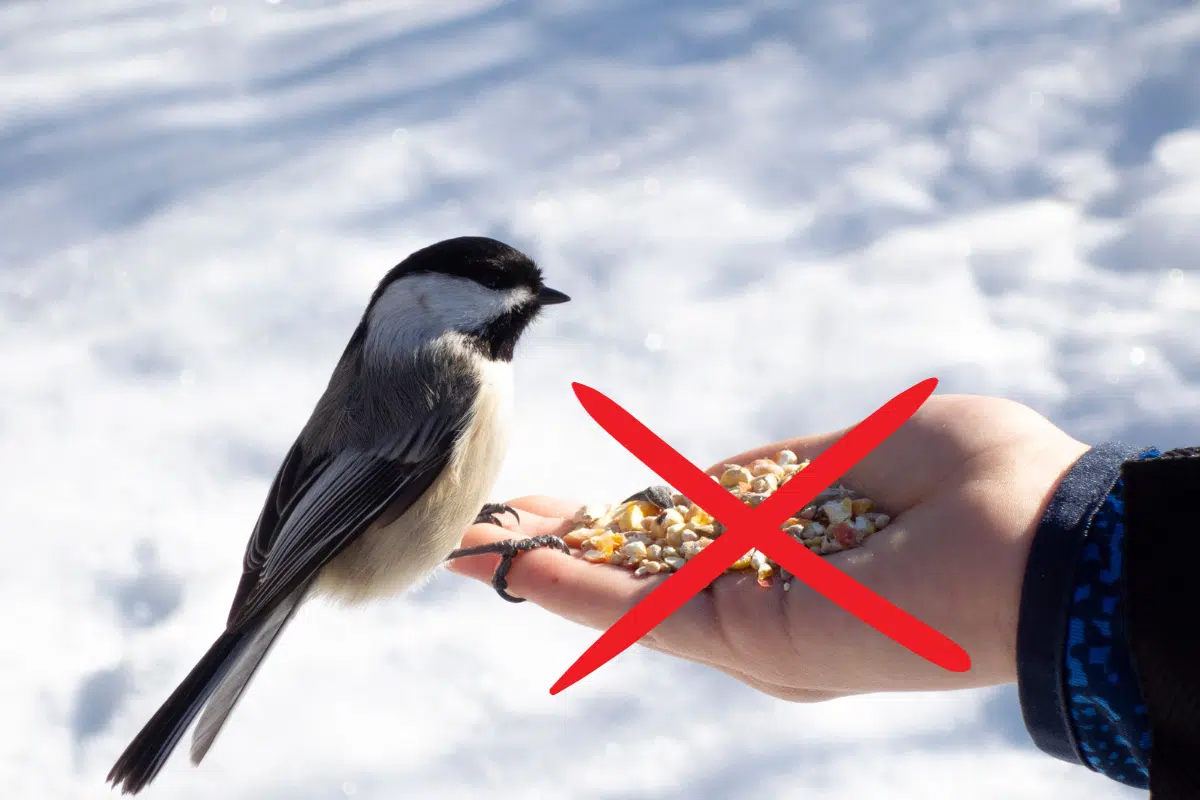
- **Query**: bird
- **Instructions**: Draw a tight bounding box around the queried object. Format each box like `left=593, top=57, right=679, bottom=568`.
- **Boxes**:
left=107, top=236, right=572, bottom=794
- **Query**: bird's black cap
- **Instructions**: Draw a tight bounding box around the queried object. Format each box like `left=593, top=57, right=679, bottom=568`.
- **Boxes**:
left=376, top=236, right=546, bottom=297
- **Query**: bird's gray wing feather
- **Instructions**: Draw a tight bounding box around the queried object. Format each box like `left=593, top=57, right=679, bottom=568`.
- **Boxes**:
left=226, top=408, right=465, bottom=631
left=226, top=437, right=325, bottom=626
left=183, top=408, right=466, bottom=765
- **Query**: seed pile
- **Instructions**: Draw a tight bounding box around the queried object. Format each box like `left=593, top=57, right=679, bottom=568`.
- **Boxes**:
left=562, top=450, right=890, bottom=590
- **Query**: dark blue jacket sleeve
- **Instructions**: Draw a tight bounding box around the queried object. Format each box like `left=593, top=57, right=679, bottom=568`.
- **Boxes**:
left=1121, top=447, right=1200, bottom=798
left=1016, top=442, right=1159, bottom=789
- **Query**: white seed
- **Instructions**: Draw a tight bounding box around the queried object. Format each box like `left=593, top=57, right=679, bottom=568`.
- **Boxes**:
left=635, top=560, right=664, bottom=576
left=750, top=474, right=778, bottom=493
left=821, top=498, right=853, bottom=525
left=743, top=492, right=768, bottom=506
left=749, top=550, right=768, bottom=569
left=871, top=513, right=891, bottom=529
left=661, top=546, right=679, bottom=559
left=665, top=524, right=686, bottom=548
left=647, top=544, right=662, bottom=561
left=680, top=541, right=703, bottom=559
left=805, top=521, right=825, bottom=537
left=661, top=508, right=685, bottom=528
left=774, top=449, right=798, bottom=466
left=620, top=541, right=648, bottom=561
left=663, top=556, right=687, bottom=571
left=784, top=524, right=808, bottom=539
left=680, top=528, right=699, bottom=543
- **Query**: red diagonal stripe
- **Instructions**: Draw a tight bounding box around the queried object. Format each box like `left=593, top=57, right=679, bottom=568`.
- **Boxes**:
left=550, top=378, right=970, bottom=695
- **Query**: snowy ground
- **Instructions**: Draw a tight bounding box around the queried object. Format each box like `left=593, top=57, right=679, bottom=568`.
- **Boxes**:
left=3, top=0, right=1198, bottom=797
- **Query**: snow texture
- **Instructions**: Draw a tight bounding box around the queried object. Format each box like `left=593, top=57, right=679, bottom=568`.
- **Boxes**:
left=2, top=0, right=1197, bottom=797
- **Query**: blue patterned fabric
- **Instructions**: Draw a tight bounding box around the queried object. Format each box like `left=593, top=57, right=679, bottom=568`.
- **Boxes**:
left=1063, top=447, right=1161, bottom=789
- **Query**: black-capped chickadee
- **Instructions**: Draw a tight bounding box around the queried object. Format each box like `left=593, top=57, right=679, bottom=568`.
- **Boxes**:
left=107, top=237, right=572, bottom=794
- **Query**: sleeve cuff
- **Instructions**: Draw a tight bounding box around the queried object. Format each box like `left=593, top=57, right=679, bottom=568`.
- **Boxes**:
left=1016, top=441, right=1153, bottom=764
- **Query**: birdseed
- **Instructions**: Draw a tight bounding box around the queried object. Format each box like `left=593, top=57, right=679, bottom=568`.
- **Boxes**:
left=562, top=450, right=890, bottom=589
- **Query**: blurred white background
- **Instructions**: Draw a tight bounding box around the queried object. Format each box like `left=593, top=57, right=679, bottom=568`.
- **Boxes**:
left=2, top=0, right=1198, bottom=797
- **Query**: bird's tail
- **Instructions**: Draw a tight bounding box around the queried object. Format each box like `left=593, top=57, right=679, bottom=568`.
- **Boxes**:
left=106, top=590, right=304, bottom=795
left=190, top=591, right=304, bottom=764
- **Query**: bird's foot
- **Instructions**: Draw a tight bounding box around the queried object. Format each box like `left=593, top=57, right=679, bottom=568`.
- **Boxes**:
left=445, top=532, right=570, bottom=604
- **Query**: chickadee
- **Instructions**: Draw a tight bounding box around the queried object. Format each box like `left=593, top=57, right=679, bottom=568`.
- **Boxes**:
left=107, top=236, right=572, bottom=794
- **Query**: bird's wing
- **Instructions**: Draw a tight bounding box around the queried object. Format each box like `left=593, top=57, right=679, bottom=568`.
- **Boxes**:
left=224, top=409, right=466, bottom=631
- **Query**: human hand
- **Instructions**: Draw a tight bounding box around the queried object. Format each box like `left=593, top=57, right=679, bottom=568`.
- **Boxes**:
left=446, top=394, right=1090, bottom=701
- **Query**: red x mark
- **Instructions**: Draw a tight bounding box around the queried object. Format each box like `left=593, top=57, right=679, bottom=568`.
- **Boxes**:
left=550, top=377, right=971, bottom=695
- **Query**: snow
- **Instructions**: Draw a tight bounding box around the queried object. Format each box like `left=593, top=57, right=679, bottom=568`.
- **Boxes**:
left=2, top=0, right=1197, bottom=797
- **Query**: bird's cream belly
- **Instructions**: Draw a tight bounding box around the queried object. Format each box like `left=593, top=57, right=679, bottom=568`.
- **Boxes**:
left=313, top=360, right=513, bottom=604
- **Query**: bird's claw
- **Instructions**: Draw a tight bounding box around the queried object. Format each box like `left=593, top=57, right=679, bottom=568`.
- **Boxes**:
left=474, top=502, right=520, bottom=529
left=445, top=534, right=570, bottom=603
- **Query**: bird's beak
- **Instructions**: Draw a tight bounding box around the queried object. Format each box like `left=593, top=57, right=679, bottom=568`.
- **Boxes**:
left=537, top=286, right=571, bottom=305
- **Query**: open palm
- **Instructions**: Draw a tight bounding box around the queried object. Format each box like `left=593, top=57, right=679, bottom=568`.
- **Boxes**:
left=447, top=394, right=1089, bottom=700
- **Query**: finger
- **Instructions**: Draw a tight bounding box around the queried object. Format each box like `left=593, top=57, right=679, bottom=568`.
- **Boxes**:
left=447, top=500, right=756, bottom=666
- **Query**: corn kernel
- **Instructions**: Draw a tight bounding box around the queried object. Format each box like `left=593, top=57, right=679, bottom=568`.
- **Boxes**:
left=719, top=466, right=752, bottom=487
left=618, top=503, right=645, bottom=531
